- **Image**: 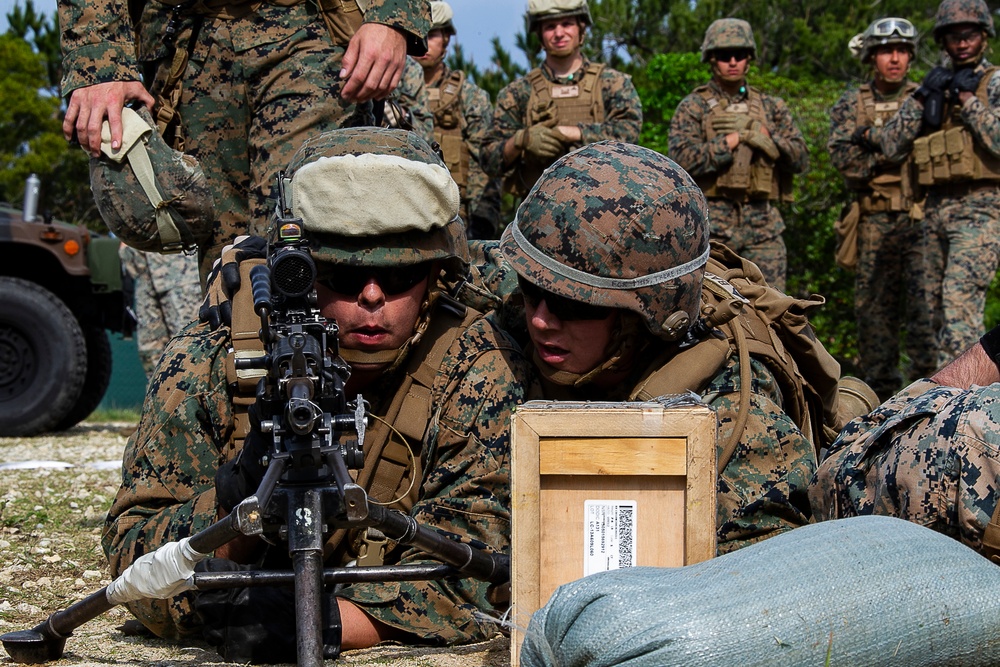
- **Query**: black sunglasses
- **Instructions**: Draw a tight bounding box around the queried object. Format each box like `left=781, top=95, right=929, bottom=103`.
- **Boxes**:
left=518, top=278, right=612, bottom=321
left=713, top=49, right=752, bottom=62
left=319, top=262, right=432, bottom=296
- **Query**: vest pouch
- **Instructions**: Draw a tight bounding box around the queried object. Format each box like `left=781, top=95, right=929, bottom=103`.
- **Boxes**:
left=717, top=144, right=752, bottom=192
left=440, top=133, right=468, bottom=188
left=928, top=130, right=950, bottom=183
left=317, top=0, right=363, bottom=47
left=945, top=126, right=974, bottom=180
left=913, top=136, right=933, bottom=186
left=748, top=159, right=774, bottom=199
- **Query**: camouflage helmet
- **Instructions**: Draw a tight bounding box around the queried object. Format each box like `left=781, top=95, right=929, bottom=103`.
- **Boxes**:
left=850, top=17, right=918, bottom=63
left=88, top=106, right=214, bottom=254
left=525, top=0, right=592, bottom=34
left=500, top=141, right=710, bottom=342
left=429, top=1, right=456, bottom=36
left=700, top=18, right=757, bottom=63
left=933, top=0, right=995, bottom=39
left=278, top=127, right=467, bottom=276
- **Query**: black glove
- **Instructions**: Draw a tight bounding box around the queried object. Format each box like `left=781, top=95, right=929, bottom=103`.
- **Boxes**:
left=851, top=125, right=876, bottom=149
left=198, top=235, right=268, bottom=329
left=215, top=422, right=271, bottom=513
left=916, top=66, right=954, bottom=99
left=951, top=67, right=983, bottom=96
left=194, top=558, right=343, bottom=663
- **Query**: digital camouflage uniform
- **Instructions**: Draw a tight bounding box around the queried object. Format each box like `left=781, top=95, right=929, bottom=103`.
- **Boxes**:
left=101, top=128, right=532, bottom=645
left=386, top=55, right=434, bottom=142
left=59, top=0, right=429, bottom=277
left=810, top=378, right=1000, bottom=554
left=498, top=142, right=826, bottom=555
left=669, top=79, right=809, bottom=292
left=427, top=65, right=501, bottom=239
left=481, top=59, right=642, bottom=197
left=118, top=245, right=202, bottom=376
left=828, top=81, right=938, bottom=400
left=878, top=62, right=1000, bottom=366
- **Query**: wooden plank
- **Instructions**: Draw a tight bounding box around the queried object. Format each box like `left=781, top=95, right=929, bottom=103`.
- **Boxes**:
left=538, top=436, right=687, bottom=475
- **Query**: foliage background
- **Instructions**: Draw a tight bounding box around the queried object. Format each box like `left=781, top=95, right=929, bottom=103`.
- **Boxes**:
left=4, top=0, right=1000, bottom=371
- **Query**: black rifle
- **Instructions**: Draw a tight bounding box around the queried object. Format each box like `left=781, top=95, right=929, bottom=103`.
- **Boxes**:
left=1, top=219, right=508, bottom=666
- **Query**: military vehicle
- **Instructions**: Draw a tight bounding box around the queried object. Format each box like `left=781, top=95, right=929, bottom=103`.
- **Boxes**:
left=0, top=175, right=131, bottom=437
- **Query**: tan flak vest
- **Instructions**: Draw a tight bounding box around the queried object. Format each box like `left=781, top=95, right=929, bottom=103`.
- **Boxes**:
left=429, top=70, right=471, bottom=194
left=913, top=67, right=1000, bottom=187
left=851, top=82, right=919, bottom=213
left=506, top=62, right=607, bottom=197
left=224, top=259, right=480, bottom=566
left=696, top=85, right=793, bottom=203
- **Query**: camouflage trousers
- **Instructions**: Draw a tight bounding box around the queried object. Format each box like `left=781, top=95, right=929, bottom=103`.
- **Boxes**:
left=706, top=198, right=786, bottom=291
left=169, top=2, right=358, bottom=278
left=854, top=209, right=938, bottom=401
left=922, top=187, right=1000, bottom=366
left=120, top=246, right=203, bottom=376
left=810, top=379, right=1000, bottom=554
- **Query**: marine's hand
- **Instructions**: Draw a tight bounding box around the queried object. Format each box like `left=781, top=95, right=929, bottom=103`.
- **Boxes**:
left=916, top=66, right=953, bottom=99
left=198, top=235, right=268, bottom=329
left=951, top=67, right=983, bottom=97
left=340, top=23, right=407, bottom=103
left=514, top=123, right=566, bottom=160
left=741, top=130, right=780, bottom=160
left=711, top=114, right=753, bottom=135
left=214, top=419, right=270, bottom=513
left=64, top=82, right=155, bottom=157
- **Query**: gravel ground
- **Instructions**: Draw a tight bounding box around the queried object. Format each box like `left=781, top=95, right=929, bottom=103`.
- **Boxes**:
left=0, top=423, right=511, bottom=667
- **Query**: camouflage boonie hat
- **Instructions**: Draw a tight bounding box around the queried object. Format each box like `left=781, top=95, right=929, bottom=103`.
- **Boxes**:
left=701, top=18, right=757, bottom=62
left=279, top=127, right=468, bottom=274
left=850, top=17, right=918, bottom=63
left=429, top=1, right=456, bottom=35
left=500, top=141, right=710, bottom=342
left=525, top=0, right=591, bottom=33
left=89, top=106, right=214, bottom=254
left=934, top=0, right=995, bottom=38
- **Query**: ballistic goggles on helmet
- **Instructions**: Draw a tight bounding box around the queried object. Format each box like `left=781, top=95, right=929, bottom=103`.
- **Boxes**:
left=871, top=18, right=917, bottom=39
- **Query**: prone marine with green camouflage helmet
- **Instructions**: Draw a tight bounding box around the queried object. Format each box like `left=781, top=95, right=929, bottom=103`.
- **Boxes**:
left=828, top=17, right=938, bottom=401
left=415, top=1, right=503, bottom=239
left=499, top=140, right=835, bottom=554
left=101, top=127, right=531, bottom=661
left=876, top=0, right=1000, bottom=367
left=59, top=0, right=431, bottom=279
left=669, top=17, right=809, bottom=291
left=481, top=0, right=642, bottom=200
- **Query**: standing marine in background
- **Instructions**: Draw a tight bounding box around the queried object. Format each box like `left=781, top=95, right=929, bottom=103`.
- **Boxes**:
left=877, top=0, right=1000, bottom=367
left=828, top=18, right=938, bottom=400
left=481, top=0, right=642, bottom=200
left=669, top=18, right=809, bottom=292
left=415, top=1, right=502, bottom=239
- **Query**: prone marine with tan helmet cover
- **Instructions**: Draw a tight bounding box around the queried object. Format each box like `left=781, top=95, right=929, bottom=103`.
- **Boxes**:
left=481, top=0, right=642, bottom=198
left=668, top=18, right=809, bottom=292
left=828, top=18, right=938, bottom=402
left=415, top=1, right=502, bottom=239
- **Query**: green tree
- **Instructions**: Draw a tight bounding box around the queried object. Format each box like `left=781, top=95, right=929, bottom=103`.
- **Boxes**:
left=5, top=0, right=61, bottom=91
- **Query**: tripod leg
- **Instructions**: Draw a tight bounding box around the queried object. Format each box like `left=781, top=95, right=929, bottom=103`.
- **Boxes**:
left=288, top=488, right=325, bottom=667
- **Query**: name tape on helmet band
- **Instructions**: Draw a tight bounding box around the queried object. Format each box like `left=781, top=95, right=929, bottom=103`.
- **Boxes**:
left=509, top=219, right=710, bottom=289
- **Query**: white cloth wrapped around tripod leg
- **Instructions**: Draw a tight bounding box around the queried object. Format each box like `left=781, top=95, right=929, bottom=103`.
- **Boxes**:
left=105, top=537, right=210, bottom=604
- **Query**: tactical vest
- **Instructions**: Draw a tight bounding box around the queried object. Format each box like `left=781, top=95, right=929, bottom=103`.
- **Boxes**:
left=429, top=70, right=471, bottom=193
left=224, top=259, right=480, bottom=565
left=696, top=86, right=793, bottom=202
left=913, top=67, right=1000, bottom=187
left=851, top=83, right=918, bottom=213
left=630, top=243, right=842, bottom=471
left=505, top=62, right=607, bottom=197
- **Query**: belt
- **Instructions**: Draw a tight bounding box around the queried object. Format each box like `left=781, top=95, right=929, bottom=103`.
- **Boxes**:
left=931, top=181, right=1000, bottom=196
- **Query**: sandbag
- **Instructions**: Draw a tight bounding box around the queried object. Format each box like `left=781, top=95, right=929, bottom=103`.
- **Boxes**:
left=520, top=516, right=1000, bottom=667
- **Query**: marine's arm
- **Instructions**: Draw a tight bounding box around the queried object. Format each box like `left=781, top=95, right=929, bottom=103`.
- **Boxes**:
left=765, top=96, right=809, bottom=173
left=462, top=85, right=495, bottom=204
left=481, top=81, right=530, bottom=176
left=875, top=94, right=924, bottom=162
left=570, top=70, right=642, bottom=145
left=958, top=69, right=1000, bottom=159
left=668, top=94, right=733, bottom=178
left=827, top=89, right=894, bottom=181
left=336, top=321, right=531, bottom=645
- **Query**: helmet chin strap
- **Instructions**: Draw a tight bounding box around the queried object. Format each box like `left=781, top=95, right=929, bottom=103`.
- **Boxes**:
left=533, top=313, right=647, bottom=387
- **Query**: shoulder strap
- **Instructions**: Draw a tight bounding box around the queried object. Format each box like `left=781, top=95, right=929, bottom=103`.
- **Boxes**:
left=976, top=66, right=997, bottom=106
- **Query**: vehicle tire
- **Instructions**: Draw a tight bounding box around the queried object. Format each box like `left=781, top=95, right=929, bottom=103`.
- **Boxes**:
left=54, top=326, right=113, bottom=431
left=0, top=277, right=87, bottom=437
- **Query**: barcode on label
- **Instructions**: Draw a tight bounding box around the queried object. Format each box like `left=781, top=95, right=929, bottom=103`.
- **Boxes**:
left=583, top=500, right=637, bottom=576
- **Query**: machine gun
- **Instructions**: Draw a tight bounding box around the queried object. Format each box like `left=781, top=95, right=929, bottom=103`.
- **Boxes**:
left=1, top=215, right=509, bottom=666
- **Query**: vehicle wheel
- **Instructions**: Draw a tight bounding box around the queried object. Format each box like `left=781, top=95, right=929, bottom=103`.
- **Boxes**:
left=54, top=326, right=113, bottom=431
left=0, top=277, right=87, bottom=437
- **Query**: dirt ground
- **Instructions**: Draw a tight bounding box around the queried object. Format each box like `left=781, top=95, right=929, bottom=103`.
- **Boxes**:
left=0, top=423, right=511, bottom=667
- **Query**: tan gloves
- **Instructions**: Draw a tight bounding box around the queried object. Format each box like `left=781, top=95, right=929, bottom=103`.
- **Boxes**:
left=711, top=113, right=754, bottom=135
left=740, top=128, right=780, bottom=160
left=514, top=117, right=567, bottom=160
left=714, top=114, right=780, bottom=160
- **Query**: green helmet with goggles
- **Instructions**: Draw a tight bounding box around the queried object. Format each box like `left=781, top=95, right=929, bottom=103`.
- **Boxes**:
left=500, top=141, right=710, bottom=343
left=276, top=127, right=468, bottom=279
left=849, top=17, right=918, bottom=63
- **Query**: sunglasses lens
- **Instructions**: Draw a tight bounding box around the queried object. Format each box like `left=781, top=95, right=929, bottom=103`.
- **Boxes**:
left=714, top=49, right=750, bottom=62
left=320, top=263, right=431, bottom=296
left=519, top=279, right=612, bottom=321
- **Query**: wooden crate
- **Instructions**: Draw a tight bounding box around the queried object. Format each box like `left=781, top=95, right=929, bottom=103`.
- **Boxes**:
left=509, top=401, right=717, bottom=667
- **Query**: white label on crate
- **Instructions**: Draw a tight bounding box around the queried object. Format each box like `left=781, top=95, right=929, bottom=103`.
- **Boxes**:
left=583, top=500, right=637, bottom=576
